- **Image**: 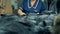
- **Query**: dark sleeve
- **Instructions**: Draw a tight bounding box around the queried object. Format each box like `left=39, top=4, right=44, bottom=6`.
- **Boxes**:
left=19, top=0, right=24, bottom=10
left=40, top=2, right=46, bottom=12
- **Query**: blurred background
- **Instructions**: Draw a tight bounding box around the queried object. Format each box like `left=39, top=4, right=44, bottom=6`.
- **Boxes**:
left=0, top=0, right=59, bottom=14
left=0, top=0, right=22, bottom=14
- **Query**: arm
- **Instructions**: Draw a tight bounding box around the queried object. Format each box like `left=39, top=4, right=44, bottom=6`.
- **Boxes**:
left=18, top=9, right=25, bottom=16
left=40, top=1, right=46, bottom=11
left=18, top=0, right=26, bottom=16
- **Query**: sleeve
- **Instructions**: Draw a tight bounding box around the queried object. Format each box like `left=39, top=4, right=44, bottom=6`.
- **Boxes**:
left=19, top=0, right=24, bottom=10
left=40, top=2, right=46, bottom=12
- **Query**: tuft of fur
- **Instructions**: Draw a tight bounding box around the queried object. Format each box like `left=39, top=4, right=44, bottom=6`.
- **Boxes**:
left=52, top=14, right=60, bottom=34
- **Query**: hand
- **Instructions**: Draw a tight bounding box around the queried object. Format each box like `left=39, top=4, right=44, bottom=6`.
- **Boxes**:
left=18, top=9, right=26, bottom=16
left=21, top=13, right=26, bottom=16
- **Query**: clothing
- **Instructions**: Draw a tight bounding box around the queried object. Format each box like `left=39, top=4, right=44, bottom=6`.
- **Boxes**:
left=19, top=0, right=46, bottom=14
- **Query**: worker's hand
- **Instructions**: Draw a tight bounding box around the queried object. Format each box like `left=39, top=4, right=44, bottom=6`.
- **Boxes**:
left=20, top=13, right=26, bottom=16
left=18, top=13, right=26, bottom=16
left=18, top=9, right=26, bottom=16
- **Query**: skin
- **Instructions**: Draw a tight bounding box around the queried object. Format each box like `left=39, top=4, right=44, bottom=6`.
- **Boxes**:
left=18, top=0, right=36, bottom=16
left=31, top=0, right=36, bottom=6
